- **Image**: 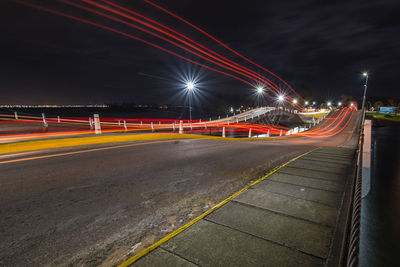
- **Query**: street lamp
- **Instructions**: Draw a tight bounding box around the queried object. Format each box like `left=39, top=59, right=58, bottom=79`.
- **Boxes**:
left=186, top=81, right=196, bottom=122
left=305, top=101, right=309, bottom=105
left=256, top=86, right=264, bottom=107
left=327, top=102, right=332, bottom=107
left=338, top=102, right=342, bottom=106
left=293, top=99, right=297, bottom=104
left=187, top=82, right=194, bottom=90
left=362, top=72, right=368, bottom=121
left=277, top=95, right=284, bottom=102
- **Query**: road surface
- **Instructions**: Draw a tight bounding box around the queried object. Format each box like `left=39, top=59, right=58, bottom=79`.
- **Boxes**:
left=0, top=112, right=358, bottom=266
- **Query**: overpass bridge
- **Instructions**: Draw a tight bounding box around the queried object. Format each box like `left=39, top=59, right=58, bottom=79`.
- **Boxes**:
left=210, top=107, right=306, bottom=126
left=0, top=107, right=309, bottom=143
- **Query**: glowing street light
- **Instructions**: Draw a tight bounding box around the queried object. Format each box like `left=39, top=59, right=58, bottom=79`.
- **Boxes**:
left=293, top=99, right=298, bottom=104
left=185, top=81, right=196, bottom=122
left=305, top=101, right=309, bottom=105
left=256, top=86, right=264, bottom=107
left=313, top=101, right=316, bottom=105
left=277, top=95, right=284, bottom=102
left=327, top=102, right=332, bottom=107
left=186, top=81, right=195, bottom=90
left=338, top=102, right=342, bottom=106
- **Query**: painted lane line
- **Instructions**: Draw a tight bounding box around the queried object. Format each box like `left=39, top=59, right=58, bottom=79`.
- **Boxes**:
left=0, top=139, right=178, bottom=165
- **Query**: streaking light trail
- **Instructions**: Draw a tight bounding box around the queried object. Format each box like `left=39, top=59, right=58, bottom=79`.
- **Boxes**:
left=143, top=0, right=305, bottom=101
left=13, top=0, right=304, bottom=109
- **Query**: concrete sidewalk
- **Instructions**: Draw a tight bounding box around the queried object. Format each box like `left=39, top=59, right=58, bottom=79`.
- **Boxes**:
left=131, top=147, right=356, bottom=267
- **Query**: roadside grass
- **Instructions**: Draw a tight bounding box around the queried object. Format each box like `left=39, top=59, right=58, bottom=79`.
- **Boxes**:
left=366, top=112, right=400, bottom=122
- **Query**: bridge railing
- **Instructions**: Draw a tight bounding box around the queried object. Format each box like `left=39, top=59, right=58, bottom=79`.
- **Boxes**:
left=341, top=112, right=364, bottom=266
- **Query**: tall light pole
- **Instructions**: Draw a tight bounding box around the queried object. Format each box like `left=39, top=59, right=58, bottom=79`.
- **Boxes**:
left=362, top=72, right=368, bottom=119
left=186, top=82, right=195, bottom=122
left=257, top=86, right=263, bottom=107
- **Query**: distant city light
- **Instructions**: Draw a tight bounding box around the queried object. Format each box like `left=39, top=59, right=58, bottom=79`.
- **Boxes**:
left=278, top=95, right=284, bottom=101
left=293, top=99, right=297, bottom=104
left=0, top=104, right=109, bottom=108
left=363, top=72, right=368, bottom=76
left=327, top=102, right=332, bottom=106
left=313, top=101, right=316, bottom=105
left=305, top=101, right=309, bottom=105
left=338, top=102, right=342, bottom=106
left=257, top=86, right=263, bottom=94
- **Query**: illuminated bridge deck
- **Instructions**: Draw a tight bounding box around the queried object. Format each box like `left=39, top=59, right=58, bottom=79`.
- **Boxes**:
left=131, top=146, right=356, bottom=267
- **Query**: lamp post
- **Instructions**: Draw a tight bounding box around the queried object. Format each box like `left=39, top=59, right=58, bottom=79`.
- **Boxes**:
left=277, top=95, right=284, bottom=113
left=362, top=72, right=368, bottom=120
left=257, top=86, right=263, bottom=107
left=186, top=82, right=195, bottom=122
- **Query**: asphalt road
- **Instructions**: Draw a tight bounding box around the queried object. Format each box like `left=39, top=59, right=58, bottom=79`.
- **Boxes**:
left=0, top=112, right=358, bottom=266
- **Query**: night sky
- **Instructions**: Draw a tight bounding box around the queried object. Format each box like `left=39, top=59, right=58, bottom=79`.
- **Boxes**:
left=1, top=0, right=399, bottom=105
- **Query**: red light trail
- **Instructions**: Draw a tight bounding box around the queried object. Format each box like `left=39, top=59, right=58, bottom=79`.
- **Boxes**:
left=0, top=105, right=357, bottom=143
left=64, top=0, right=287, bottom=101
left=13, top=0, right=303, bottom=109
left=89, top=0, right=291, bottom=102
left=143, top=0, right=305, bottom=102
left=7, top=1, right=357, bottom=141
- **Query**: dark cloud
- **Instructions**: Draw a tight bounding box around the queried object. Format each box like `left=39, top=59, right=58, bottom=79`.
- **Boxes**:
left=0, top=0, right=399, bottom=105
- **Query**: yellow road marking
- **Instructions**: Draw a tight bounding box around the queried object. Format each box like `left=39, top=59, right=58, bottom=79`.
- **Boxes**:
left=0, top=133, right=294, bottom=155
left=0, top=140, right=178, bottom=165
left=118, top=147, right=319, bottom=267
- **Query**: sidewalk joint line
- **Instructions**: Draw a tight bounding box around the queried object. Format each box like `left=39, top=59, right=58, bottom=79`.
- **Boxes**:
left=117, top=147, right=320, bottom=267
left=270, top=171, right=344, bottom=185
left=159, top=247, right=201, bottom=266
left=284, top=165, right=349, bottom=175
left=264, top=179, right=342, bottom=193
left=277, top=170, right=345, bottom=183
left=230, top=199, right=336, bottom=229
left=249, top=187, right=339, bottom=208
left=203, top=218, right=327, bottom=261
left=279, top=166, right=348, bottom=179
left=297, top=157, right=352, bottom=166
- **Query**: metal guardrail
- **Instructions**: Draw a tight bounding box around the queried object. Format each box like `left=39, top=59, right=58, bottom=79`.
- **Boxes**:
left=345, top=112, right=364, bottom=266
